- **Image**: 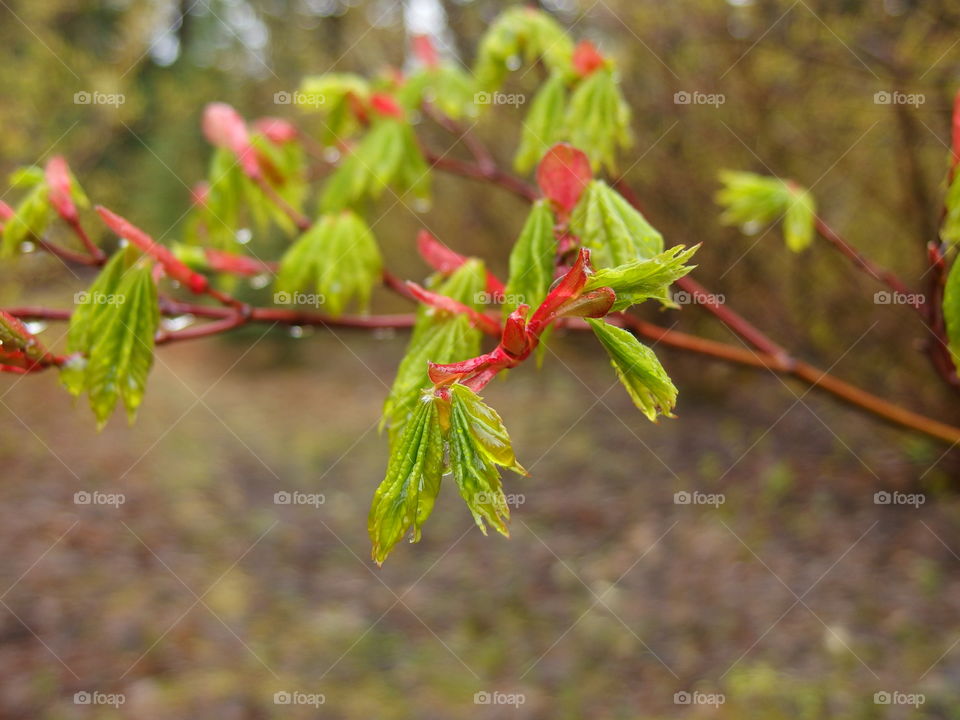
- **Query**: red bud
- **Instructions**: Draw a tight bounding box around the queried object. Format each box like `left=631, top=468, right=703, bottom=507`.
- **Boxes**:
left=45, top=156, right=78, bottom=223
left=370, top=92, right=404, bottom=120
left=202, top=103, right=260, bottom=178
left=572, top=41, right=606, bottom=77
left=536, top=143, right=592, bottom=215
left=253, top=117, right=299, bottom=145
left=412, top=35, right=440, bottom=69
left=416, top=230, right=506, bottom=294
left=96, top=206, right=208, bottom=294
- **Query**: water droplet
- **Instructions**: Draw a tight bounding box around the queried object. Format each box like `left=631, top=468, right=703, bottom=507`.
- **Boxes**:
left=24, top=321, right=47, bottom=334
left=323, top=146, right=341, bottom=164
left=289, top=326, right=305, bottom=338
left=236, top=228, right=253, bottom=245
left=162, top=314, right=195, bottom=332
left=506, top=55, right=522, bottom=71
left=20, top=241, right=35, bottom=253
left=249, top=273, right=271, bottom=289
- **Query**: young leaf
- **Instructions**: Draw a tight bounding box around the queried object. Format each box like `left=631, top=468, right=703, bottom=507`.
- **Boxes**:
left=399, top=64, right=479, bottom=120
left=448, top=383, right=527, bottom=536
left=716, top=171, right=817, bottom=252
left=298, top=73, right=371, bottom=143
left=473, top=7, right=574, bottom=91
left=45, top=156, right=88, bottom=224
left=320, top=116, right=430, bottom=212
left=369, top=391, right=444, bottom=565
left=275, top=211, right=383, bottom=316
left=503, top=200, right=556, bottom=317
left=382, top=260, right=486, bottom=444
left=584, top=245, right=698, bottom=311
left=586, top=318, right=678, bottom=422
left=64, top=253, right=160, bottom=428
left=2, top=183, right=52, bottom=257
left=570, top=180, right=664, bottom=267
left=514, top=73, right=568, bottom=174
left=944, top=257, right=960, bottom=369
left=564, top=68, right=632, bottom=172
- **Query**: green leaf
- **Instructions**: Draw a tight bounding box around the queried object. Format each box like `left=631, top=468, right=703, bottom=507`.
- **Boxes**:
left=9, top=166, right=44, bottom=189
left=514, top=73, right=568, bottom=174
left=399, top=64, right=479, bottom=120
left=369, top=391, right=444, bottom=565
left=564, top=68, right=632, bottom=172
left=503, top=200, right=556, bottom=317
left=297, top=73, right=371, bottom=143
left=716, top=171, right=816, bottom=253
left=586, top=318, right=678, bottom=422
left=64, top=253, right=159, bottom=428
left=275, top=211, right=383, bottom=316
left=942, top=173, right=960, bottom=246
left=448, top=383, right=527, bottom=537
left=944, top=257, right=960, bottom=370
left=320, top=118, right=430, bottom=212
left=382, top=260, right=486, bottom=445
left=2, top=184, right=52, bottom=256
left=473, top=7, right=574, bottom=91
left=584, top=245, right=697, bottom=311
left=570, top=180, right=664, bottom=268
left=783, top=187, right=816, bottom=252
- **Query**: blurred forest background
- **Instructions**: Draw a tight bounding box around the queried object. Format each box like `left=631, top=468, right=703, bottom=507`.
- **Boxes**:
left=2, top=0, right=960, bottom=717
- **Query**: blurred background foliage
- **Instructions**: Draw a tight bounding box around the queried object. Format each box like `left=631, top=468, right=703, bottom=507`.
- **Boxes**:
left=2, top=0, right=960, bottom=717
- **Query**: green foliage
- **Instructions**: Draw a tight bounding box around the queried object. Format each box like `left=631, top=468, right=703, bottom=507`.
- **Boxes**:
left=275, top=211, right=382, bottom=316
left=369, top=390, right=444, bottom=565
left=473, top=6, right=574, bottom=91
left=585, top=245, right=697, bottom=311
left=399, top=64, right=478, bottom=120
left=716, top=171, right=817, bottom=252
left=382, top=260, right=486, bottom=445
left=189, top=147, right=299, bottom=251
left=514, top=73, right=568, bottom=173
left=448, top=383, right=527, bottom=537
left=320, top=117, right=430, bottom=213
left=943, top=174, right=960, bottom=246
left=2, top=170, right=52, bottom=256
left=62, top=247, right=160, bottom=428
left=943, top=257, right=960, bottom=370
left=297, top=73, right=371, bottom=143
left=564, top=68, right=632, bottom=172
left=570, top=180, right=664, bottom=268
left=586, top=318, right=678, bottom=422
left=503, top=200, right=556, bottom=317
